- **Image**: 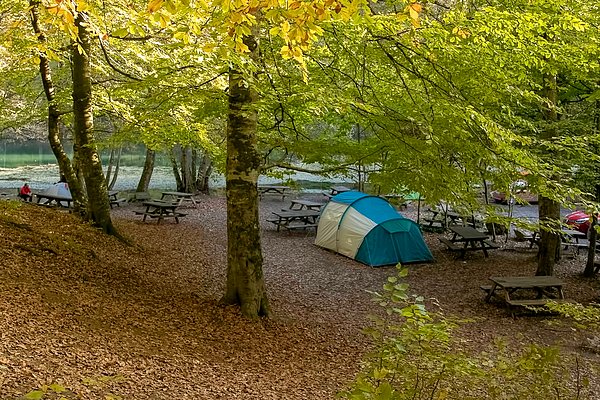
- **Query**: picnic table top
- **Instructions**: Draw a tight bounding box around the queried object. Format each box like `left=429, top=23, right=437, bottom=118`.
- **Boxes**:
left=562, top=228, right=586, bottom=238
left=258, top=185, right=290, bottom=190
left=489, top=276, right=565, bottom=288
left=449, top=225, right=488, bottom=240
left=108, top=190, right=119, bottom=196
left=290, top=199, right=323, bottom=207
left=272, top=209, right=320, bottom=218
left=330, top=185, right=352, bottom=193
left=34, top=192, right=72, bottom=201
left=143, top=200, right=179, bottom=209
left=162, top=191, right=194, bottom=197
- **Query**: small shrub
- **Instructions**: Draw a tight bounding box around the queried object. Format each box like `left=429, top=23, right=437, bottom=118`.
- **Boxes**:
left=340, top=266, right=592, bottom=400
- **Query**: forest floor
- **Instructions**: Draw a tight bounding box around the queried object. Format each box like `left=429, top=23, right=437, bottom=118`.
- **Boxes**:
left=0, top=193, right=599, bottom=399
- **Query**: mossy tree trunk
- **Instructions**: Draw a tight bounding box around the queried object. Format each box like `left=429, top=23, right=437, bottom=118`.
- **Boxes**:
left=169, top=146, right=184, bottom=191
left=29, top=0, right=87, bottom=214
left=136, top=147, right=155, bottom=193
left=584, top=100, right=600, bottom=277
left=181, top=146, right=194, bottom=193
left=72, top=10, right=116, bottom=235
left=220, top=30, right=269, bottom=318
left=536, top=74, right=561, bottom=276
left=195, top=150, right=212, bottom=194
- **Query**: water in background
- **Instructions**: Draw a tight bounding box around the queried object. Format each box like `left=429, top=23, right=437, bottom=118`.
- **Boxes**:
left=0, top=140, right=347, bottom=191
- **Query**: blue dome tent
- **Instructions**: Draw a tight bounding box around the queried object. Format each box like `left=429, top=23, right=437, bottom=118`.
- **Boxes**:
left=315, top=191, right=433, bottom=266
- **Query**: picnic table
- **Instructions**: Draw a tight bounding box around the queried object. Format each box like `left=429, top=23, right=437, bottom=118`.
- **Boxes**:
left=323, top=185, right=352, bottom=199
left=482, top=276, right=565, bottom=315
left=161, top=191, right=198, bottom=208
left=439, top=225, right=498, bottom=258
left=561, top=229, right=588, bottom=254
left=258, top=185, right=290, bottom=200
left=289, top=199, right=323, bottom=211
left=267, top=209, right=320, bottom=232
left=108, top=190, right=127, bottom=208
left=34, top=192, right=72, bottom=208
left=519, top=229, right=588, bottom=255
left=423, top=208, right=463, bottom=229
left=134, top=201, right=187, bottom=224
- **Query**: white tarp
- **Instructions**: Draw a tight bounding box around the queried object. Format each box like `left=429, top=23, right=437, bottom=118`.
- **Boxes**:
left=43, top=182, right=71, bottom=198
left=314, top=202, right=348, bottom=250
left=335, top=207, right=376, bottom=258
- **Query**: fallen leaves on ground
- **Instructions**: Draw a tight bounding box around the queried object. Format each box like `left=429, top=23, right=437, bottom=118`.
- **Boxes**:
left=0, top=195, right=598, bottom=399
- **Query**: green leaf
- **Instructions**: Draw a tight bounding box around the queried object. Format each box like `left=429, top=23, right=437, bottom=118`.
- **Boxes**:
left=23, top=390, right=44, bottom=400
left=111, top=28, right=129, bottom=38
left=48, top=384, right=66, bottom=393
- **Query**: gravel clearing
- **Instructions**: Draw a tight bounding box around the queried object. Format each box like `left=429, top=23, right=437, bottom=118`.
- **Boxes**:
left=1, top=194, right=599, bottom=399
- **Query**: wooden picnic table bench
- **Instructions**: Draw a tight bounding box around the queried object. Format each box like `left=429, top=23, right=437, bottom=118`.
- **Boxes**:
left=108, top=190, right=127, bottom=208
left=258, top=185, right=290, bottom=200
left=134, top=201, right=187, bottom=224
left=267, top=209, right=320, bottom=232
left=33, top=192, right=72, bottom=208
left=161, top=191, right=198, bottom=208
left=322, top=185, right=352, bottom=199
left=561, top=229, right=588, bottom=255
left=289, top=199, right=324, bottom=211
left=482, top=276, right=566, bottom=317
left=439, top=225, right=498, bottom=258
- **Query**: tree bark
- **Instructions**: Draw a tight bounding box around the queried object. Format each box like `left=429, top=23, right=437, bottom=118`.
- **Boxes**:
left=181, top=146, right=194, bottom=193
left=105, top=148, right=115, bottom=186
left=536, top=73, right=561, bottom=276
left=220, top=31, right=269, bottom=318
left=584, top=214, right=598, bottom=277
left=169, top=146, right=184, bottom=191
left=536, top=197, right=561, bottom=275
left=195, top=151, right=212, bottom=194
left=72, top=10, right=116, bottom=235
left=584, top=100, right=600, bottom=276
left=29, top=0, right=87, bottom=214
left=108, top=146, right=122, bottom=190
left=136, top=146, right=155, bottom=192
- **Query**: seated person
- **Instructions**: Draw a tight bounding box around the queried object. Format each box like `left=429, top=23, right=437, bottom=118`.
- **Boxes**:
left=18, top=183, right=32, bottom=202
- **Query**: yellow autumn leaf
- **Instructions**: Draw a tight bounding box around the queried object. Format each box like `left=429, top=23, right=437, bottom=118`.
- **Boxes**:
left=280, top=45, right=292, bottom=59
left=159, top=14, right=170, bottom=28
left=408, top=7, right=418, bottom=21
left=410, top=3, right=422, bottom=12
left=235, top=41, right=249, bottom=52
left=147, top=0, right=164, bottom=13
left=202, top=43, right=216, bottom=52
left=230, top=12, right=243, bottom=24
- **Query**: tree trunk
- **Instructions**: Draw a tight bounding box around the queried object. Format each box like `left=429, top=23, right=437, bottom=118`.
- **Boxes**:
left=195, top=151, right=212, bottom=194
left=584, top=214, right=598, bottom=277
left=169, top=146, right=184, bottom=191
left=72, top=10, right=116, bottom=235
left=220, top=31, right=269, bottom=318
left=536, top=73, right=561, bottom=276
left=136, top=147, right=155, bottom=192
left=192, top=149, right=198, bottom=185
left=29, top=0, right=87, bottom=214
left=584, top=101, right=600, bottom=276
left=181, top=146, right=194, bottom=193
left=108, top=146, right=122, bottom=190
left=105, top=148, right=115, bottom=186
left=536, top=197, right=561, bottom=276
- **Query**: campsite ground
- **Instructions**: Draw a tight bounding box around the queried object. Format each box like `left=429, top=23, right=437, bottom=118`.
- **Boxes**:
left=0, top=193, right=599, bottom=399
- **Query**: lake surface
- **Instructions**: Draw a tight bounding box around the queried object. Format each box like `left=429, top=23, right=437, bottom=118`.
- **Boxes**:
left=0, top=163, right=346, bottom=192
left=0, top=141, right=347, bottom=191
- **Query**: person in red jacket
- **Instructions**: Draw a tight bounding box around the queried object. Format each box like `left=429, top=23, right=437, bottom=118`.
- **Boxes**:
left=18, top=183, right=32, bottom=202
